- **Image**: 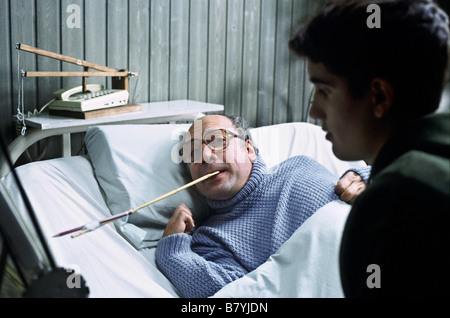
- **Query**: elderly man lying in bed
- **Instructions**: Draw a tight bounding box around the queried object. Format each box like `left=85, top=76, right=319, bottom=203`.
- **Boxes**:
left=155, top=114, right=370, bottom=298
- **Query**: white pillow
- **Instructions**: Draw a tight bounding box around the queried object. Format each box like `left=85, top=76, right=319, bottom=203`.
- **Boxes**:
left=250, top=122, right=366, bottom=176
left=85, top=124, right=208, bottom=249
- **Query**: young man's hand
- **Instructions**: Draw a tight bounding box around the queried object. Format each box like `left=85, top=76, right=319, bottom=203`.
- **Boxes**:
left=162, top=204, right=195, bottom=237
left=335, top=171, right=366, bottom=204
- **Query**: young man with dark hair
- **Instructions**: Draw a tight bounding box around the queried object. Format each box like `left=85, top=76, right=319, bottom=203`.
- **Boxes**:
left=290, top=0, right=449, bottom=297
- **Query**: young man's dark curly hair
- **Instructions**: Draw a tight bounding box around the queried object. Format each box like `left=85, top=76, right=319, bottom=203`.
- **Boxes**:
left=290, top=0, right=449, bottom=122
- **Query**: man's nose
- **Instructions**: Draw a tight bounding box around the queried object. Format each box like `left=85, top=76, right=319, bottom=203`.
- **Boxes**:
left=309, top=98, right=324, bottom=120
left=202, top=146, right=218, bottom=163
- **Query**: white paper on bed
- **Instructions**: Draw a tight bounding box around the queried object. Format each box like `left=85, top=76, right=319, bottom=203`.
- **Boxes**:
left=1, top=156, right=179, bottom=297
left=212, top=200, right=350, bottom=298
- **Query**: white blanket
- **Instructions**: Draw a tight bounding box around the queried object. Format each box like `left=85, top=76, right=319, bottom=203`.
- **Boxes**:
left=212, top=200, right=350, bottom=298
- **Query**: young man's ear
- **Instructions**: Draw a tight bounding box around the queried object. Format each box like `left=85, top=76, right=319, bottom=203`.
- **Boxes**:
left=370, top=78, right=394, bottom=118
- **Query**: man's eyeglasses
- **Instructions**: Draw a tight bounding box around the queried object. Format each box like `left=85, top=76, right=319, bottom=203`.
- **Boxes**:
left=179, top=128, right=246, bottom=163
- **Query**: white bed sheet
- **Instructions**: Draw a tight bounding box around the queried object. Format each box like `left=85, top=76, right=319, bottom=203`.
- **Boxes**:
left=212, top=200, right=350, bottom=298
left=2, top=156, right=178, bottom=297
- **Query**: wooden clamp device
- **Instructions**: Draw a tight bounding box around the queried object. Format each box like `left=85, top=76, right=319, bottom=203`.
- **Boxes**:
left=16, top=43, right=138, bottom=92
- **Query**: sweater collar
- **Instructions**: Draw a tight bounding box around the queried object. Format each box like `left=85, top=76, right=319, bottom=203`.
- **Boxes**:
left=205, top=156, right=266, bottom=212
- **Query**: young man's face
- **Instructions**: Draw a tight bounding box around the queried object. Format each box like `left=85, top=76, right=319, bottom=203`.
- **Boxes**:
left=307, top=59, right=379, bottom=164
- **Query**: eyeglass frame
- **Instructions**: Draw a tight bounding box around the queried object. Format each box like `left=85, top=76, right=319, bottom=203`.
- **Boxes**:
left=179, top=128, right=247, bottom=163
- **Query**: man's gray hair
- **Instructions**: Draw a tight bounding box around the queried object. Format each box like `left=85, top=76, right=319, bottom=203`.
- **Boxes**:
left=225, top=115, right=259, bottom=155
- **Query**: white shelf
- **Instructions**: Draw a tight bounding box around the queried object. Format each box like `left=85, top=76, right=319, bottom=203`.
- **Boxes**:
left=22, top=100, right=224, bottom=130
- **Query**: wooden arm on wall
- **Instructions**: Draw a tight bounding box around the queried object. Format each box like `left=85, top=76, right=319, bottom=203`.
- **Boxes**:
left=16, top=43, right=138, bottom=92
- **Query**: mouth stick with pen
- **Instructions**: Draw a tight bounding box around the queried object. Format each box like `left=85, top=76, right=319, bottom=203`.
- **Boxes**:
left=53, top=171, right=220, bottom=239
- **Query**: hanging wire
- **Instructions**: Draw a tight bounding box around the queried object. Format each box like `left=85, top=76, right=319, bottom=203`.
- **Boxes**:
left=15, top=47, right=51, bottom=161
left=16, top=49, right=27, bottom=136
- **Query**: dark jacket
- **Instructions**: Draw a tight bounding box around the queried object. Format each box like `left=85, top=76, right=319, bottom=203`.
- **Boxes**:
left=340, top=111, right=450, bottom=297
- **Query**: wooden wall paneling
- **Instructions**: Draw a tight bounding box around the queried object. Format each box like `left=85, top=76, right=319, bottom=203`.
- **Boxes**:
left=224, top=0, right=244, bottom=117
left=1, top=0, right=327, bottom=149
left=150, top=0, right=170, bottom=102
left=170, top=0, right=190, bottom=101
left=207, top=0, right=226, bottom=105
left=36, top=0, right=61, bottom=109
left=0, top=0, right=13, bottom=142
left=240, top=0, right=261, bottom=128
left=60, top=0, right=83, bottom=88
left=188, top=0, right=209, bottom=103
left=257, top=0, right=277, bottom=127
left=85, top=0, right=107, bottom=90
left=9, top=0, right=38, bottom=160
left=129, top=0, right=150, bottom=104
left=10, top=0, right=37, bottom=116
left=107, top=0, right=129, bottom=92
left=288, top=0, right=309, bottom=123
left=34, top=0, right=61, bottom=159
left=272, top=0, right=292, bottom=125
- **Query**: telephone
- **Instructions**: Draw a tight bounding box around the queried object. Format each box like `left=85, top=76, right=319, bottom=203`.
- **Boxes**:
left=48, top=84, right=129, bottom=112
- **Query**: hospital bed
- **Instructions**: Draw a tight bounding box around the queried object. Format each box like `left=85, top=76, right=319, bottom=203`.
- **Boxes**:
left=0, top=118, right=366, bottom=298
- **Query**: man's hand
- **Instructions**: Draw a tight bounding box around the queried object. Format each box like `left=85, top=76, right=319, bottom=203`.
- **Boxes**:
left=335, top=171, right=366, bottom=204
left=162, top=204, right=195, bottom=238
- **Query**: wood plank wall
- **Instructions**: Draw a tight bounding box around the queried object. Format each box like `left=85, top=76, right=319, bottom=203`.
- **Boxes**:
left=3, top=0, right=447, bottom=149
left=0, top=0, right=327, bottom=146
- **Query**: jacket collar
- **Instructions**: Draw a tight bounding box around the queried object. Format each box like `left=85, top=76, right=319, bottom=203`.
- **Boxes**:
left=370, top=111, right=450, bottom=180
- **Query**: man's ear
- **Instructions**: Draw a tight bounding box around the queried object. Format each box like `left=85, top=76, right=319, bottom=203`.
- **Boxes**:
left=246, top=139, right=257, bottom=162
left=370, top=78, right=394, bottom=119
